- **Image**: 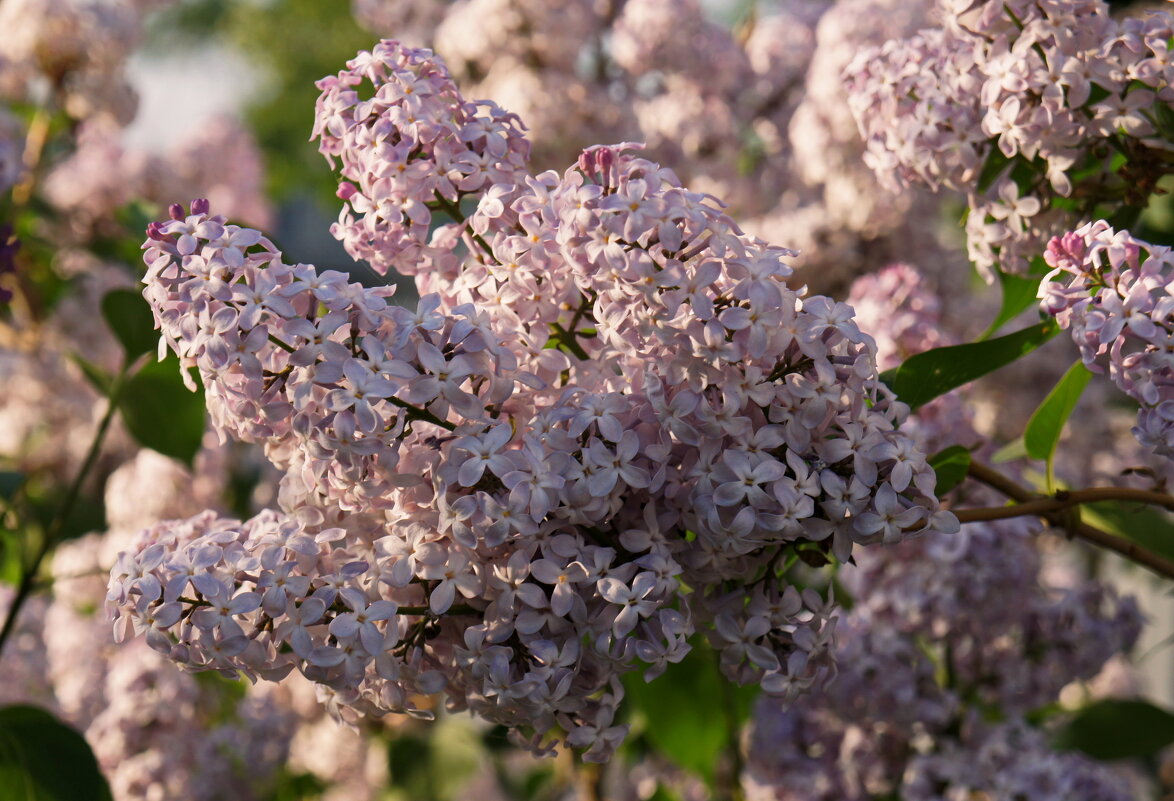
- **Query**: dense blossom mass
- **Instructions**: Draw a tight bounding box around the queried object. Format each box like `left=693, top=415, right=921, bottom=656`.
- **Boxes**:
left=0, top=0, right=1170, bottom=798
left=845, top=0, right=1174, bottom=280
left=107, top=40, right=958, bottom=759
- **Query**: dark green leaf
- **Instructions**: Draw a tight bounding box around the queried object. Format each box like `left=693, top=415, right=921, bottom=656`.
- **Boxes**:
left=1155, top=98, right=1174, bottom=141
left=193, top=671, right=248, bottom=724
left=25, top=489, right=104, bottom=545
left=520, top=767, right=554, bottom=801
left=101, top=289, right=157, bottom=360
left=885, top=321, right=1059, bottom=411
left=1082, top=501, right=1174, bottom=566
left=976, top=147, right=1012, bottom=193
left=648, top=786, right=684, bottom=801
left=0, top=473, right=23, bottom=503
left=928, top=446, right=971, bottom=496
left=1023, top=361, right=1092, bottom=464
left=1054, top=699, right=1174, bottom=760
left=1106, top=203, right=1146, bottom=232
left=623, top=640, right=757, bottom=784
left=117, top=356, right=205, bottom=467
left=1084, top=83, right=1111, bottom=108
left=384, top=720, right=483, bottom=801
left=386, top=735, right=434, bottom=801
left=979, top=261, right=1047, bottom=340
left=263, top=770, right=326, bottom=801
left=70, top=355, right=112, bottom=397
left=0, top=705, right=112, bottom=801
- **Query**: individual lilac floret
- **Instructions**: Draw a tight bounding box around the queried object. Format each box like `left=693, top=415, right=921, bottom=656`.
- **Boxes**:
left=313, top=39, right=530, bottom=278
left=1039, top=221, right=1174, bottom=458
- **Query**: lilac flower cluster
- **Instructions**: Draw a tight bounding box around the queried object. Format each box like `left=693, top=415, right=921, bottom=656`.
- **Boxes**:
left=314, top=40, right=529, bottom=278
left=14, top=445, right=299, bottom=801
left=349, top=0, right=977, bottom=296
left=846, top=263, right=948, bottom=372
left=744, top=505, right=1141, bottom=800
left=845, top=0, right=1174, bottom=280
left=0, top=492, right=296, bottom=801
left=899, top=720, right=1134, bottom=801
left=1040, top=221, right=1174, bottom=459
left=108, top=41, right=958, bottom=760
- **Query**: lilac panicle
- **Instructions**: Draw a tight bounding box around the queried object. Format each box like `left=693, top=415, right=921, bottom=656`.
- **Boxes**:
left=111, top=39, right=960, bottom=762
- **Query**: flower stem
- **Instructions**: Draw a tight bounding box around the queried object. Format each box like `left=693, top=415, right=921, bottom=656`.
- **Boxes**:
left=0, top=361, right=129, bottom=658
left=11, top=107, right=52, bottom=210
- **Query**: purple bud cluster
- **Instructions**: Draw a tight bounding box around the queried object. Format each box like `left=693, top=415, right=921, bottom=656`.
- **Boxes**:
left=845, top=0, right=1174, bottom=280
left=110, top=42, right=958, bottom=760
left=1040, top=221, right=1174, bottom=458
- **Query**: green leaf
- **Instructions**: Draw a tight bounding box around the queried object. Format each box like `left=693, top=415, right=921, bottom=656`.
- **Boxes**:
left=100, top=289, right=157, bottom=360
left=1023, top=361, right=1093, bottom=489
left=117, top=356, right=205, bottom=467
left=428, top=717, right=484, bottom=801
left=885, top=321, right=1059, bottom=411
left=25, top=489, right=104, bottom=546
left=648, top=786, right=684, bottom=801
left=928, top=446, right=971, bottom=496
left=991, top=437, right=1027, bottom=464
left=0, top=705, right=112, bottom=801
left=1082, top=501, right=1174, bottom=566
left=979, top=262, right=1046, bottom=340
left=0, top=526, right=21, bottom=586
left=386, top=735, right=434, bottom=801
left=0, top=473, right=24, bottom=504
left=193, top=671, right=248, bottom=724
left=385, top=718, right=484, bottom=801
left=69, top=355, right=112, bottom=397
left=622, top=641, right=757, bottom=784
left=1055, top=699, right=1174, bottom=760
left=264, top=770, right=326, bottom=801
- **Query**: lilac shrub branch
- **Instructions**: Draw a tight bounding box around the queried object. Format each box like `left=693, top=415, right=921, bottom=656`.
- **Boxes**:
left=962, top=459, right=1174, bottom=580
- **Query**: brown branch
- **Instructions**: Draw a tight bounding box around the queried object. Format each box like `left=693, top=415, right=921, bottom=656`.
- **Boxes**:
left=960, top=460, right=1174, bottom=580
